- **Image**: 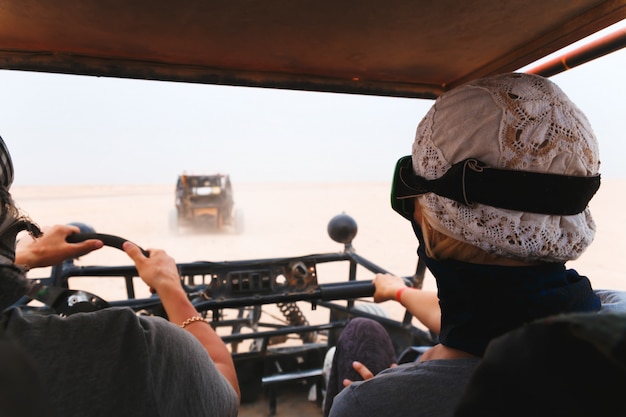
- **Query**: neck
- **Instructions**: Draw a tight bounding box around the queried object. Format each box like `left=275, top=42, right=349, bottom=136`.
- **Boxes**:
left=410, top=218, right=600, bottom=357
left=427, top=256, right=600, bottom=357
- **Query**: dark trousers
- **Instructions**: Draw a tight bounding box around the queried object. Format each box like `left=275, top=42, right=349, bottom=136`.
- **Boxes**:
left=323, top=318, right=396, bottom=417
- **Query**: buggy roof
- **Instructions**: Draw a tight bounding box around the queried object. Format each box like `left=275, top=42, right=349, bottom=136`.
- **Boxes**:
left=0, top=1, right=624, bottom=98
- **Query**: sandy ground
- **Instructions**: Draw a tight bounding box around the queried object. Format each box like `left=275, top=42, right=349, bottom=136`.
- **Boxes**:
left=13, top=179, right=626, bottom=292
left=11, top=180, right=626, bottom=416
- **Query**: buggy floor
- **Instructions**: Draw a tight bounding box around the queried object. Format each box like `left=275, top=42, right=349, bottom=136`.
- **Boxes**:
left=239, top=382, right=324, bottom=417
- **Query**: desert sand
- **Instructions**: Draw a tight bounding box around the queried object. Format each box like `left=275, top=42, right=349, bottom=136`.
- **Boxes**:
left=13, top=179, right=626, bottom=292
left=11, top=179, right=626, bottom=416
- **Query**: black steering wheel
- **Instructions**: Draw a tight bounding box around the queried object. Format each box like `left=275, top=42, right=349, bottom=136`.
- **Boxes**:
left=26, top=233, right=150, bottom=316
left=66, top=233, right=150, bottom=257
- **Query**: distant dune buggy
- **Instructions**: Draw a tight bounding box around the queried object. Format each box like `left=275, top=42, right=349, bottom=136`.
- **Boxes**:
left=170, top=173, right=243, bottom=233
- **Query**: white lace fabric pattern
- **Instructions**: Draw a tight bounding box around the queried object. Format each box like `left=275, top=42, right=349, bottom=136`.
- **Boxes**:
left=411, top=73, right=600, bottom=262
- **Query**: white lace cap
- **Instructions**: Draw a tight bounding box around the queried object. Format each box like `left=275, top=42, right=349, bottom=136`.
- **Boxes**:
left=412, top=73, right=600, bottom=262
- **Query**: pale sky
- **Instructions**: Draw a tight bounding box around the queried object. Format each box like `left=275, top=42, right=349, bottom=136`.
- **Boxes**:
left=1, top=22, right=625, bottom=186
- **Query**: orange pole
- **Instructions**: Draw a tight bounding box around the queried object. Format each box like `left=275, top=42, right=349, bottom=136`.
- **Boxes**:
left=525, top=28, right=626, bottom=77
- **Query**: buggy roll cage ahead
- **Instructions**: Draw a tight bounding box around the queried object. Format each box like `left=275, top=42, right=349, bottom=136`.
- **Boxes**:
left=27, top=214, right=432, bottom=350
left=17, top=214, right=435, bottom=406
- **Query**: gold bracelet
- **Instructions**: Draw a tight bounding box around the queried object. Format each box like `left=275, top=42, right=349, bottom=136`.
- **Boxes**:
left=180, top=316, right=206, bottom=328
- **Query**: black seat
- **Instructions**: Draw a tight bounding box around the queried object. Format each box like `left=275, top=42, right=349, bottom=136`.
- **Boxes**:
left=454, top=311, right=626, bottom=417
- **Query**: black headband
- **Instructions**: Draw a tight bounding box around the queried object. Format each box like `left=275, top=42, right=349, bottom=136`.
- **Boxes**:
left=391, top=156, right=600, bottom=218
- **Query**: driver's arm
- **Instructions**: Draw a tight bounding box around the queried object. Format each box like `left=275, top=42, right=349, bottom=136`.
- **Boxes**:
left=123, top=241, right=241, bottom=400
left=14, top=224, right=103, bottom=270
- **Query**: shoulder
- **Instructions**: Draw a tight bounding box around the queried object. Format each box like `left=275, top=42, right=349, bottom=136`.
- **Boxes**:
left=379, top=358, right=480, bottom=380
left=3, top=307, right=176, bottom=356
left=3, top=308, right=238, bottom=417
left=4, top=307, right=198, bottom=359
left=330, top=359, right=479, bottom=417
left=5, top=306, right=206, bottom=354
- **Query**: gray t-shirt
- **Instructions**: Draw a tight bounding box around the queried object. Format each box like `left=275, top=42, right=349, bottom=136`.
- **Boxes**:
left=2, top=307, right=238, bottom=417
left=328, top=358, right=480, bottom=417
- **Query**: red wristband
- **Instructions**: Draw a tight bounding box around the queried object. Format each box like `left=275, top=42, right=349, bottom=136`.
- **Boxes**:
left=396, top=286, right=410, bottom=302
